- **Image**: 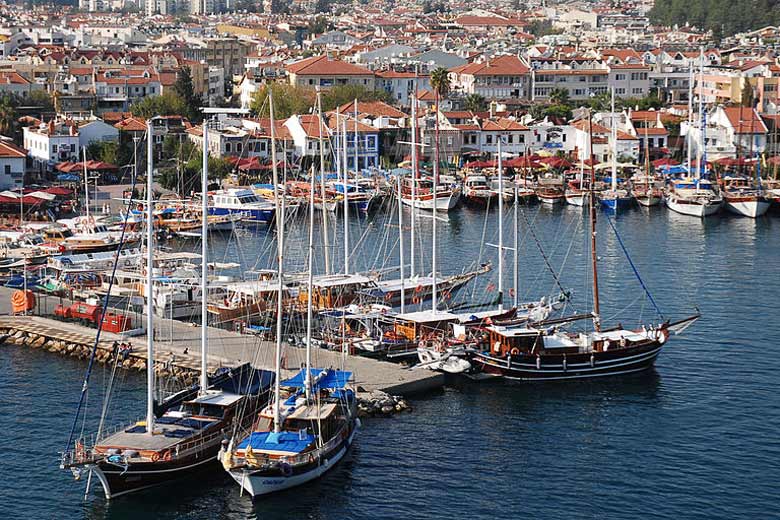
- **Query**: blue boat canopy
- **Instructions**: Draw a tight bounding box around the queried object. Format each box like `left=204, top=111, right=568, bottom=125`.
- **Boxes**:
left=282, top=368, right=352, bottom=391
left=237, top=430, right=314, bottom=453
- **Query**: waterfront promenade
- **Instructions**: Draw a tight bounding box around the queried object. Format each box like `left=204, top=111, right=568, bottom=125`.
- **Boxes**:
left=0, top=287, right=442, bottom=396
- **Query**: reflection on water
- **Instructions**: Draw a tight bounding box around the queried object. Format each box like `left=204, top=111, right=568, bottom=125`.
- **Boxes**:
left=4, top=203, right=780, bottom=519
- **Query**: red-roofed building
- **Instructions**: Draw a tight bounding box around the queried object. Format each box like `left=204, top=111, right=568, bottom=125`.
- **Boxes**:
left=685, top=106, right=768, bottom=161
left=450, top=55, right=531, bottom=100
left=0, top=138, right=27, bottom=189
left=0, top=71, right=42, bottom=97
left=286, top=56, right=376, bottom=90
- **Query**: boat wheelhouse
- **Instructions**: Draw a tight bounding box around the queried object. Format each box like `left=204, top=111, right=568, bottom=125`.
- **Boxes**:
left=209, top=189, right=276, bottom=224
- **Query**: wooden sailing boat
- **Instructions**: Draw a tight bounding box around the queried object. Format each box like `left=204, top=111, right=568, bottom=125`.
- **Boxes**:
left=60, top=119, right=273, bottom=499
left=599, top=88, right=633, bottom=212
left=221, top=88, right=358, bottom=497
left=471, top=110, right=699, bottom=381
left=666, top=50, right=723, bottom=217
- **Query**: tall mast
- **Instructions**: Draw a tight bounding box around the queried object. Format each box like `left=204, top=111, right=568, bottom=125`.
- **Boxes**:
left=611, top=87, right=617, bottom=193
left=431, top=91, right=439, bottom=312
left=305, top=135, right=315, bottom=401
left=513, top=166, right=518, bottom=309
left=145, top=120, right=155, bottom=433
left=397, top=173, right=405, bottom=313
left=686, top=60, right=693, bottom=175
left=200, top=119, right=209, bottom=394
left=317, top=89, right=330, bottom=275
left=697, top=48, right=706, bottom=185
left=83, top=147, right=90, bottom=219
left=497, top=135, right=504, bottom=312
left=587, top=111, right=601, bottom=332
left=410, top=88, right=417, bottom=277
left=269, top=89, right=284, bottom=433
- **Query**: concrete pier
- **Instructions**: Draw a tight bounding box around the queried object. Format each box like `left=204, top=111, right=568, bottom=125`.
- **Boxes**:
left=0, top=289, right=444, bottom=396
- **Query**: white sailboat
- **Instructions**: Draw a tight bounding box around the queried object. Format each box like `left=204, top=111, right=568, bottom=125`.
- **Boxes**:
left=666, top=49, right=723, bottom=217
left=222, top=88, right=358, bottom=498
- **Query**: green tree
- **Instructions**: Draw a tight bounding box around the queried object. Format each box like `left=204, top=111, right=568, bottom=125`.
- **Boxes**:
left=250, top=83, right=316, bottom=119
left=130, top=92, right=188, bottom=119
left=430, top=67, right=451, bottom=100
left=173, top=66, right=202, bottom=121
left=587, top=91, right=612, bottom=111
left=321, top=84, right=393, bottom=111
left=549, top=88, right=570, bottom=107
left=544, top=104, right=572, bottom=121
left=86, top=141, right=118, bottom=165
left=463, top=93, right=487, bottom=112
left=0, top=97, right=15, bottom=136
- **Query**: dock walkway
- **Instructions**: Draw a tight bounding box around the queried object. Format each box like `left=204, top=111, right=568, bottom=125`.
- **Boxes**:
left=0, top=288, right=443, bottom=396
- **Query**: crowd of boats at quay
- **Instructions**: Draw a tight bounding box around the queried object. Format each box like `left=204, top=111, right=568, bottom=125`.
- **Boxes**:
left=47, top=101, right=709, bottom=504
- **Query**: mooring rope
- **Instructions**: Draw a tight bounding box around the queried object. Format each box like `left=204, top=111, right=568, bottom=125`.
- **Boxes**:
left=64, top=136, right=141, bottom=453
left=604, top=214, right=664, bottom=319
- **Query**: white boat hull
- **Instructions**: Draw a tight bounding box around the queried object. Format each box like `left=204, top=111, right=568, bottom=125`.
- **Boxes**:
left=635, top=195, right=663, bottom=207
left=229, top=428, right=357, bottom=497
left=538, top=195, right=564, bottom=205
left=666, top=197, right=722, bottom=217
left=725, top=199, right=770, bottom=218
left=400, top=191, right=461, bottom=211
left=565, top=193, right=586, bottom=207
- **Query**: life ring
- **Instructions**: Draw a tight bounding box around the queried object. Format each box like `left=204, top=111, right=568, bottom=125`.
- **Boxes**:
left=510, top=347, right=520, bottom=356
left=150, top=452, right=160, bottom=462
left=279, top=461, right=293, bottom=477
left=162, top=450, right=172, bottom=462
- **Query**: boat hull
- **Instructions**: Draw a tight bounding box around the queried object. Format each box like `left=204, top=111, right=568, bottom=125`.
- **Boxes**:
left=724, top=198, right=770, bottom=218
left=464, top=193, right=497, bottom=207
left=472, top=341, right=663, bottom=381
left=565, top=192, right=586, bottom=207
left=665, top=197, right=722, bottom=217
left=229, top=424, right=357, bottom=497
left=537, top=194, right=565, bottom=205
left=90, top=441, right=223, bottom=499
left=209, top=207, right=274, bottom=224
left=400, top=191, right=460, bottom=211
left=599, top=196, right=633, bottom=211
left=635, top=194, right=662, bottom=207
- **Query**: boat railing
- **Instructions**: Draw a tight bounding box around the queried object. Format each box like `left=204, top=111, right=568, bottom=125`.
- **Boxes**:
left=60, top=416, right=144, bottom=467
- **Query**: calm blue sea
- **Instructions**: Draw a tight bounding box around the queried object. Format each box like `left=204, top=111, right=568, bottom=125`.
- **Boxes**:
left=2, top=203, right=779, bottom=519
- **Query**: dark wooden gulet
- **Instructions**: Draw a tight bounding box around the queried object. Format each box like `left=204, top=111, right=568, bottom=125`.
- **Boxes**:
left=471, top=110, right=699, bottom=381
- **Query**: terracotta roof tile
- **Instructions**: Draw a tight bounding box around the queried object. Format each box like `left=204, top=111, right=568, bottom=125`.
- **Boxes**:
left=287, top=55, right=373, bottom=76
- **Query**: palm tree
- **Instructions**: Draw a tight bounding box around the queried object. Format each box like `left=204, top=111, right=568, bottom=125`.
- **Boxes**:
left=464, top=93, right=487, bottom=113
left=430, top=67, right=451, bottom=101
left=0, top=98, right=16, bottom=137
left=549, top=87, right=570, bottom=107
left=429, top=67, right=450, bottom=172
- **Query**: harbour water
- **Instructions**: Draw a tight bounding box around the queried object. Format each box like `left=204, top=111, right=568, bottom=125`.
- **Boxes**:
left=2, top=204, right=779, bottom=518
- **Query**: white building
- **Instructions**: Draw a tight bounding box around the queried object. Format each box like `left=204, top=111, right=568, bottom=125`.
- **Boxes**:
left=78, top=120, right=119, bottom=148
left=23, top=121, right=80, bottom=170
left=683, top=105, right=767, bottom=161
left=0, top=138, right=27, bottom=189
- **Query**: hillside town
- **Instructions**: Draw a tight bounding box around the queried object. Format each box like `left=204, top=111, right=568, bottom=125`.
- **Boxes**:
left=1, top=0, right=780, bottom=512
left=0, top=1, right=776, bottom=196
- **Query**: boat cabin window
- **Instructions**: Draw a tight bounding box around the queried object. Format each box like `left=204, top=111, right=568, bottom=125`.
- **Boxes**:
left=183, top=402, right=225, bottom=419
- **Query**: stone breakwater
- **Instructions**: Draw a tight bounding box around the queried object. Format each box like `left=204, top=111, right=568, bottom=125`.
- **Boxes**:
left=0, top=327, right=199, bottom=384
left=0, top=326, right=412, bottom=417
left=356, top=390, right=412, bottom=417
